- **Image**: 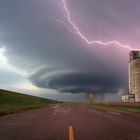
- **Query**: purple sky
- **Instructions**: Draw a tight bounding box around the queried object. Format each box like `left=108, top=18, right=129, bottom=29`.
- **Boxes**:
left=0, top=0, right=140, bottom=101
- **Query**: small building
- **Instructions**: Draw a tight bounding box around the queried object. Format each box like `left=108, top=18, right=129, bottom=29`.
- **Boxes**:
left=122, top=95, right=129, bottom=102
left=121, top=95, right=135, bottom=102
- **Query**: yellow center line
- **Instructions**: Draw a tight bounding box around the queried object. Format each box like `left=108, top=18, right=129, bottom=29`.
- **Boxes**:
left=69, top=125, right=75, bottom=140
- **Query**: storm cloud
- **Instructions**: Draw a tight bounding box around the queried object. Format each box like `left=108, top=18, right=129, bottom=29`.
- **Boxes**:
left=30, top=68, right=123, bottom=94
left=0, top=0, right=140, bottom=101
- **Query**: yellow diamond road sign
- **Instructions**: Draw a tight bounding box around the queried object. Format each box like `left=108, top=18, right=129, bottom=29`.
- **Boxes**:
left=88, top=91, right=95, bottom=99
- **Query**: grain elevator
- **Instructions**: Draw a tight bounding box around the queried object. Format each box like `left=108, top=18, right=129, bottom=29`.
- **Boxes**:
left=129, top=51, right=140, bottom=102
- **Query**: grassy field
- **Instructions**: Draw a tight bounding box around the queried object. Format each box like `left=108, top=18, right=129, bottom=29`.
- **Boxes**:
left=89, top=103, right=140, bottom=114
left=0, top=89, right=61, bottom=116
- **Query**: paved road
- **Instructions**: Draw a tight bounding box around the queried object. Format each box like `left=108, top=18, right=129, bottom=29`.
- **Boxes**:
left=0, top=103, right=140, bottom=140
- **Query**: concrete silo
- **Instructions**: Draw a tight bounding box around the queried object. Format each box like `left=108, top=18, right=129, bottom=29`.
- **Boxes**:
left=129, top=51, right=140, bottom=102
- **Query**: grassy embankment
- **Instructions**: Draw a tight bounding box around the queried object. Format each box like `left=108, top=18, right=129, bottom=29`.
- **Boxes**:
left=0, top=89, right=61, bottom=116
left=89, top=103, right=140, bottom=114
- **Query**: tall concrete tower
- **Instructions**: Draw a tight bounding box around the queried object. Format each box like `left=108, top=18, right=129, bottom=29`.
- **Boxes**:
left=129, top=51, right=140, bottom=102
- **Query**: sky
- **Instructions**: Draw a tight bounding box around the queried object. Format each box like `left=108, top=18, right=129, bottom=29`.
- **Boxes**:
left=0, top=0, right=140, bottom=102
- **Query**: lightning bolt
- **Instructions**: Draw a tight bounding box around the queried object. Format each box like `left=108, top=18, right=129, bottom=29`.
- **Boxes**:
left=59, top=0, right=139, bottom=51
left=54, top=18, right=75, bottom=33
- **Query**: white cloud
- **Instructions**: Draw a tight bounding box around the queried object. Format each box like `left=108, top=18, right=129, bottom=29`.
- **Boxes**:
left=0, top=47, right=7, bottom=65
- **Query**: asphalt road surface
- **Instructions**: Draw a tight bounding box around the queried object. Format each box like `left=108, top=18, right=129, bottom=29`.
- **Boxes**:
left=0, top=103, right=140, bottom=140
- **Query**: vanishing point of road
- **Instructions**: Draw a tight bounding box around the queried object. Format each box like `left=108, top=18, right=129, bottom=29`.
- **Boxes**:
left=0, top=103, right=140, bottom=140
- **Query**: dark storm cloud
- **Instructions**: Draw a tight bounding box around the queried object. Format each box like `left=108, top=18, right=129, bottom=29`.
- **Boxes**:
left=30, top=69, right=122, bottom=94
left=0, top=0, right=139, bottom=97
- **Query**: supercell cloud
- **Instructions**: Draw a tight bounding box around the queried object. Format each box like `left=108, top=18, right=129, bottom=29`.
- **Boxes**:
left=0, top=0, right=140, bottom=101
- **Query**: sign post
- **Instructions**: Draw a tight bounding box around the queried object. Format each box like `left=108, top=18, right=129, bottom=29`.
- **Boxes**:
left=88, top=90, right=95, bottom=103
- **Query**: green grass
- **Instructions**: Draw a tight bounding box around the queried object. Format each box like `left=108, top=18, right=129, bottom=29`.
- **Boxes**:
left=0, top=89, right=61, bottom=116
left=89, top=103, right=140, bottom=114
